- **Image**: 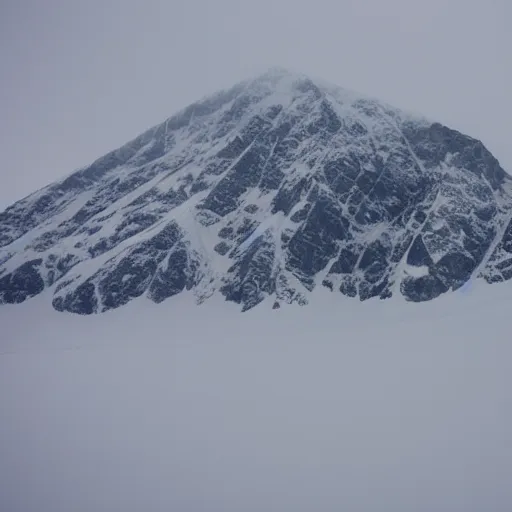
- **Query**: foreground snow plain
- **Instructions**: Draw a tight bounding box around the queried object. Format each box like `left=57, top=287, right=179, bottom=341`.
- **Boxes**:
left=1, top=280, right=511, bottom=512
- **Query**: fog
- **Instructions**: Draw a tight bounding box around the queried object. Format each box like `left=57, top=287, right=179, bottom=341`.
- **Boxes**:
left=1, top=285, right=511, bottom=511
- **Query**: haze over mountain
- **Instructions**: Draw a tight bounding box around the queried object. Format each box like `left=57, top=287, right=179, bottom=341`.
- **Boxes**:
left=1, top=68, right=512, bottom=314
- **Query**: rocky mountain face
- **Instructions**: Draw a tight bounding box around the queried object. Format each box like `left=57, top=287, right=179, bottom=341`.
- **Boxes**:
left=1, top=68, right=512, bottom=314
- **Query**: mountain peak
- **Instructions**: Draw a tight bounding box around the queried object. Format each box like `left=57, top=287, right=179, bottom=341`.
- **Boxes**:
left=1, top=71, right=511, bottom=314
left=246, top=66, right=347, bottom=99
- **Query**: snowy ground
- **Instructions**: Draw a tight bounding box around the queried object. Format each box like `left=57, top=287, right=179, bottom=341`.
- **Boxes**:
left=1, top=282, right=511, bottom=512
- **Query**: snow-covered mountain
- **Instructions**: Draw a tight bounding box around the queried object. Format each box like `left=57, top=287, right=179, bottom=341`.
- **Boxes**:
left=1, top=67, right=511, bottom=314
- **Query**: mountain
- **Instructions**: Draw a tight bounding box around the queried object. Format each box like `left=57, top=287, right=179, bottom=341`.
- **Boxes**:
left=1, top=67, right=512, bottom=314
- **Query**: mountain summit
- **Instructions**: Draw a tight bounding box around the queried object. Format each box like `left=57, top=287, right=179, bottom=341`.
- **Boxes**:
left=1, top=68, right=512, bottom=314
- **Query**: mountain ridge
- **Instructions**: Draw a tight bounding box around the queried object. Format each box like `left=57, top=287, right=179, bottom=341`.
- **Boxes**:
left=1, top=68, right=512, bottom=314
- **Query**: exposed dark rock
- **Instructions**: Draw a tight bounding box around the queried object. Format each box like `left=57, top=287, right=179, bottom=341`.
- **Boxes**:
left=0, top=259, right=45, bottom=304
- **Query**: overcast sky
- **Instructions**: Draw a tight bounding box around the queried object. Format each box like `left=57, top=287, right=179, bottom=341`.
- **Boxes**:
left=1, top=0, right=510, bottom=209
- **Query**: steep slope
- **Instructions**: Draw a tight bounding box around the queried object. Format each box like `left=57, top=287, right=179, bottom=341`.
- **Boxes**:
left=1, top=68, right=511, bottom=314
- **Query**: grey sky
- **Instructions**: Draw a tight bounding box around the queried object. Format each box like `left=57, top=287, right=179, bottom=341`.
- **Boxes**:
left=1, top=0, right=510, bottom=210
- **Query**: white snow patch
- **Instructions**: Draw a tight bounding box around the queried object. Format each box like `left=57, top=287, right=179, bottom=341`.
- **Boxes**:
left=403, top=263, right=430, bottom=278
